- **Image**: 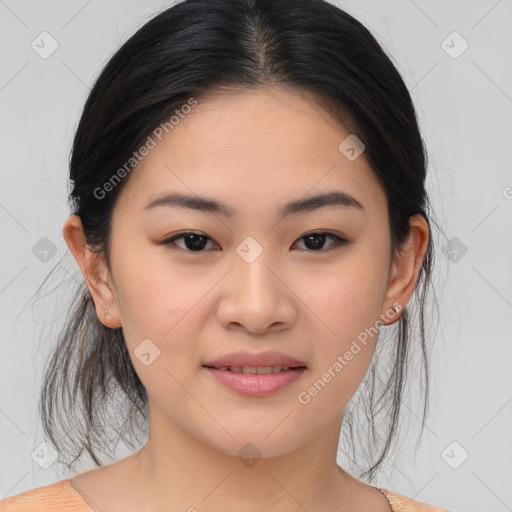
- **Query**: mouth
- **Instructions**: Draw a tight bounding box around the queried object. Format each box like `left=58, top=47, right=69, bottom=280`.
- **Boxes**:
left=203, top=350, right=307, bottom=370
left=202, top=357, right=307, bottom=396
left=203, top=364, right=306, bottom=374
left=202, top=351, right=308, bottom=396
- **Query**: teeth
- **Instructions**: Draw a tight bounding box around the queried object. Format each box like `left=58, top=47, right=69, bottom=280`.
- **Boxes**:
left=256, top=366, right=273, bottom=374
left=216, top=365, right=293, bottom=374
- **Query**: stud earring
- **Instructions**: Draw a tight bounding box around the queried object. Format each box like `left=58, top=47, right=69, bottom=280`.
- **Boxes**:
left=393, top=303, right=401, bottom=314
left=104, top=309, right=109, bottom=320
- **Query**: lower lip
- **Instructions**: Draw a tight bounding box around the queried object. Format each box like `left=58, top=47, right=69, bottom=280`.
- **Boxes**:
left=203, top=367, right=306, bottom=397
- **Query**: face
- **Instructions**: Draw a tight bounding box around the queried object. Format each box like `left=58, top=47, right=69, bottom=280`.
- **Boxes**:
left=78, top=86, right=406, bottom=458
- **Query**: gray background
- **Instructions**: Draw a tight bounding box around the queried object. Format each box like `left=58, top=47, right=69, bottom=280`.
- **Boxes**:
left=0, top=1, right=511, bottom=511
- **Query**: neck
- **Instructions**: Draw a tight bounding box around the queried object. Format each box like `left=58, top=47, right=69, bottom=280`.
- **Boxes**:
left=125, top=408, right=359, bottom=511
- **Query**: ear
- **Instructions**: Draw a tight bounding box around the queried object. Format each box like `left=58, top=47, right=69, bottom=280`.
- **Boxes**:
left=62, top=215, right=121, bottom=328
left=381, top=214, right=429, bottom=325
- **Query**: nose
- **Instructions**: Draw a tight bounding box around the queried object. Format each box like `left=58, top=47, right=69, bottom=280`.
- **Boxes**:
left=215, top=246, right=297, bottom=335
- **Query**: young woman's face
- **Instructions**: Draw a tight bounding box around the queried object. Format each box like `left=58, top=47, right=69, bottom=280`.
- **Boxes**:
left=103, top=86, right=399, bottom=457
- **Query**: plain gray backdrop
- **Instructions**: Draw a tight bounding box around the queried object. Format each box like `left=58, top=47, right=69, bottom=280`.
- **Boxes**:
left=0, top=1, right=511, bottom=511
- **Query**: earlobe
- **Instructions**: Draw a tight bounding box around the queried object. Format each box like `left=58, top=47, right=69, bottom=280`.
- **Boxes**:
left=381, top=214, right=429, bottom=325
left=381, top=300, right=403, bottom=326
left=62, top=215, right=121, bottom=328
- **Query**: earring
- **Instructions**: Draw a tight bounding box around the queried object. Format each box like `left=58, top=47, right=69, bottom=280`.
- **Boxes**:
left=104, top=309, right=109, bottom=320
left=393, top=303, right=402, bottom=314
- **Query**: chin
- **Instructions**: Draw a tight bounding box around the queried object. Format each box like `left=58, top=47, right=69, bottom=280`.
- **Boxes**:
left=197, top=425, right=314, bottom=462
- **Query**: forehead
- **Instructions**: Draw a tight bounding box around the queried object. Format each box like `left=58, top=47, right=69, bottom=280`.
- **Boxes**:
left=113, top=86, right=385, bottom=219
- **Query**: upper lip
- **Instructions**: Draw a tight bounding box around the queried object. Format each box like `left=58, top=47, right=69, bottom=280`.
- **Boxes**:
left=203, top=351, right=307, bottom=368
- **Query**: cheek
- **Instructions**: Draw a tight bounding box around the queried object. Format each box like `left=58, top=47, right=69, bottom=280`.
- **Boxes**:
left=298, top=245, right=390, bottom=397
left=110, top=253, right=210, bottom=410
left=110, top=243, right=201, bottom=348
left=304, top=251, right=389, bottom=341
left=296, top=288, right=382, bottom=423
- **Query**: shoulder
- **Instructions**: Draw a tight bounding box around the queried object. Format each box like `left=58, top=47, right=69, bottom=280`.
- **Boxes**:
left=379, top=488, right=452, bottom=512
left=0, top=479, right=93, bottom=512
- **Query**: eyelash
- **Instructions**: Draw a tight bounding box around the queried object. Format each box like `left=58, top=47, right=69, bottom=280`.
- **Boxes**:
left=161, top=231, right=349, bottom=253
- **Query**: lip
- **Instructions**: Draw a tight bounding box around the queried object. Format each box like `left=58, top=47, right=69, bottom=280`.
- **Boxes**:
left=204, top=367, right=307, bottom=397
left=203, top=350, right=307, bottom=368
left=202, top=351, right=307, bottom=397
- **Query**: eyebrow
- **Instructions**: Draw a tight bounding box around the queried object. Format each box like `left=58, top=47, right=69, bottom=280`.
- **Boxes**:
left=143, top=190, right=364, bottom=217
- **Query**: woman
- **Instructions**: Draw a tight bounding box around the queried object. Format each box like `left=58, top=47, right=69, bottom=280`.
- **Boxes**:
left=1, top=0, right=451, bottom=510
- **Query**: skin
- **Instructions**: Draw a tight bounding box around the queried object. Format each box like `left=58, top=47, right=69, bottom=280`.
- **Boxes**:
left=63, top=85, right=429, bottom=512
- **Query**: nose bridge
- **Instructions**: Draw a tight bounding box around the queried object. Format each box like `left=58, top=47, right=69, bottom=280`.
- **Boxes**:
left=233, top=234, right=279, bottom=300
left=215, top=233, right=296, bottom=333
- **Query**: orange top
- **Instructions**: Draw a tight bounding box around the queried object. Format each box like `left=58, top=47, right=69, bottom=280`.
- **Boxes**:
left=0, top=479, right=451, bottom=511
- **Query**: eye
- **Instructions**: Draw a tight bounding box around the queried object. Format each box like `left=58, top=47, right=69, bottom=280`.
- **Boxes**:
left=162, top=231, right=348, bottom=253
left=163, top=232, right=219, bottom=252
left=293, top=232, right=348, bottom=252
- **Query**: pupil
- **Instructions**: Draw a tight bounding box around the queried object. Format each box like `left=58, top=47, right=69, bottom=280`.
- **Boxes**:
left=184, top=234, right=207, bottom=251
left=304, top=233, right=326, bottom=250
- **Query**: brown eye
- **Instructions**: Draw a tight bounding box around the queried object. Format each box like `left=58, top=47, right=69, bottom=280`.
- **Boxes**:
left=162, top=231, right=348, bottom=253
left=163, top=232, right=218, bottom=252
left=293, top=232, right=348, bottom=251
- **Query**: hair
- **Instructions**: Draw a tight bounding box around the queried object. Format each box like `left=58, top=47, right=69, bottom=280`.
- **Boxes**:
left=39, top=0, right=439, bottom=482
